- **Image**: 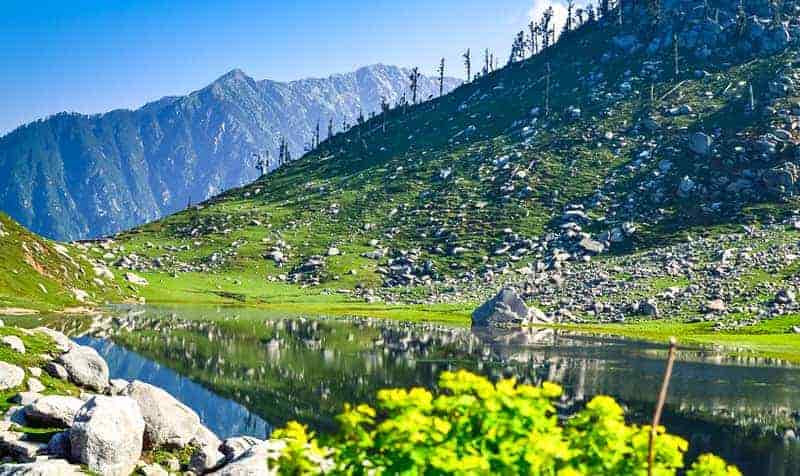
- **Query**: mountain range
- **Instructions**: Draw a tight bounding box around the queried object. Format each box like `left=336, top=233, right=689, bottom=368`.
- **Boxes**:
left=0, top=65, right=460, bottom=241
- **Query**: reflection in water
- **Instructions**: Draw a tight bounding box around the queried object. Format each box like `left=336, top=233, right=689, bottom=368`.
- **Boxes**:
left=28, top=306, right=800, bottom=476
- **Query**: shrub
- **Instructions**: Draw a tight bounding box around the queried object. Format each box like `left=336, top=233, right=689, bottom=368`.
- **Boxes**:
left=271, top=370, right=740, bottom=476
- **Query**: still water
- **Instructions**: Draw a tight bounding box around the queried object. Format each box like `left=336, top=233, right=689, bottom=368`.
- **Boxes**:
left=20, top=305, right=800, bottom=475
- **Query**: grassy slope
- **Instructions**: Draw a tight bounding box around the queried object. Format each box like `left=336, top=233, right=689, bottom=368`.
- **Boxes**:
left=0, top=213, right=133, bottom=312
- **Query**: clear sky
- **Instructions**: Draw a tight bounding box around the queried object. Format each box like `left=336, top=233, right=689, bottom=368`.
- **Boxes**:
left=0, top=0, right=572, bottom=135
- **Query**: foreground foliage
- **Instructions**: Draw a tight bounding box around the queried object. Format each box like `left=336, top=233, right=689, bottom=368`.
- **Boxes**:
left=271, top=370, right=740, bottom=475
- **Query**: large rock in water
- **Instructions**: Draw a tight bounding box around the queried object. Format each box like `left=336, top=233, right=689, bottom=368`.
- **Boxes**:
left=124, top=380, right=201, bottom=449
left=57, top=345, right=109, bottom=391
left=24, top=395, right=85, bottom=427
left=471, top=288, right=552, bottom=327
left=69, top=396, right=145, bottom=476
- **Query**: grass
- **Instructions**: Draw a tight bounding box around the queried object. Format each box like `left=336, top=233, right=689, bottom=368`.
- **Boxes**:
left=560, top=315, right=800, bottom=363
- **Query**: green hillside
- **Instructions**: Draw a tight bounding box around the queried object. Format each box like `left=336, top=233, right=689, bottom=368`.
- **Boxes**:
left=0, top=213, right=134, bottom=312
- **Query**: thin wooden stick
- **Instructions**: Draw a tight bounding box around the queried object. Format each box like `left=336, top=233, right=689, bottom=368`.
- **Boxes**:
left=648, top=337, right=678, bottom=476
left=658, top=80, right=687, bottom=101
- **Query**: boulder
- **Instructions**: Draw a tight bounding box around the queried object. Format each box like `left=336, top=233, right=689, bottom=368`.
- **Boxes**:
left=2, top=336, right=26, bottom=354
left=0, top=459, right=84, bottom=475
left=26, top=378, right=44, bottom=393
left=220, top=436, right=264, bottom=462
left=33, top=327, right=74, bottom=353
left=211, top=441, right=286, bottom=476
left=124, top=380, right=201, bottom=449
left=471, top=288, right=552, bottom=327
left=69, top=396, right=145, bottom=476
left=689, top=132, right=712, bottom=155
left=125, top=272, right=149, bottom=286
left=57, top=345, right=109, bottom=391
left=140, top=463, right=169, bottom=476
left=0, top=362, right=25, bottom=390
left=45, top=431, right=70, bottom=458
left=578, top=237, right=604, bottom=254
left=0, top=430, right=45, bottom=462
left=44, top=362, right=69, bottom=381
left=24, top=395, right=85, bottom=427
left=187, top=424, right=225, bottom=473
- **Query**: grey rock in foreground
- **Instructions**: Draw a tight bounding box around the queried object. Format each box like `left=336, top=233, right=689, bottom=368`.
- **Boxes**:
left=57, top=345, right=109, bottom=392
left=69, top=395, right=145, bottom=476
left=472, top=288, right=552, bottom=327
left=124, top=380, right=201, bottom=449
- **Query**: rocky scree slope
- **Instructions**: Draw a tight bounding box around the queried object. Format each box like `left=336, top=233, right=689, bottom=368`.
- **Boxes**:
left=109, top=0, right=800, bottom=325
left=0, top=65, right=459, bottom=241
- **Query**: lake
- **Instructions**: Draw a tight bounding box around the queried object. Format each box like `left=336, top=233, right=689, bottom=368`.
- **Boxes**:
left=15, top=305, right=800, bottom=475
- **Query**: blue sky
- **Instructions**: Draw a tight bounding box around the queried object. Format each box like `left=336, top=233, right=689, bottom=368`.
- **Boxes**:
left=0, top=0, right=570, bottom=135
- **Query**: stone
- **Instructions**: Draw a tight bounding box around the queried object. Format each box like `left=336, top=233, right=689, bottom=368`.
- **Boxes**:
left=125, top=272, right=149, bottom=286
left=57, top=345, right=109, bottom=392
left=705, top=299, right=727, bottom=313
left=775, top=288, right=796, bottom=305
left=33, top=327, right=73, bottom=353
left=677, top=176, right=695, bottom=197
left=27, top=367, right=41, bottom=378
left=792, top=326, right=800, bottom=334
left=212, top=441, right=286, bottom=476
left=0, top=362, right=25, bottom=390
left=220, top=436, right=264, bottom=462
left=140, top=463, right=169, bottom=476
left=639, top=299, right=660, bottom=317
left=0, top=459, right=84, bottom=475
left=24, top=395, right=85, bottom=427
left=44, top=362, right=69, bottom=381
left=2, top=336, right=26, bottom=354
left=187, top=424, right=225, bottom=473
left=46, top=431, right=70, bottom=458
left=11, top=392, right=41, bottom=406
left=578, top=237, right=604, bottom=254
left=69, top=396, right=145, bottom=476
left=124, top=380, right=201, bottom=449
left=26, top=377, right=44, bottom=393
left=0, top=430, right=45, bottom=462
left=471, top=288, right=552, bottom=327
left=108, top=378, right=129, bottom=395
left=689, top=132, right=712, bottom=155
